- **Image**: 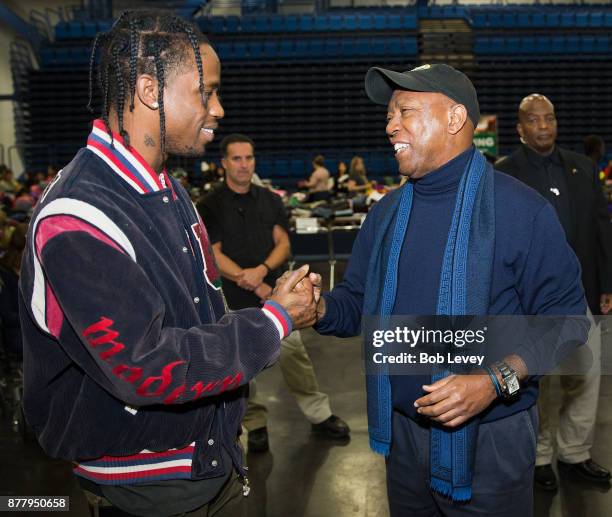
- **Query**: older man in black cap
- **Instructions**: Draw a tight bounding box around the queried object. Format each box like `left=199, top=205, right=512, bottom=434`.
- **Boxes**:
left=311, top=64, right=589, bottom=516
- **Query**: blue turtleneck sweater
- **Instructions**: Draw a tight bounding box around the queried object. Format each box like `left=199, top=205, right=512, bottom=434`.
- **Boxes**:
left=316, top=146, right=586, bottom=423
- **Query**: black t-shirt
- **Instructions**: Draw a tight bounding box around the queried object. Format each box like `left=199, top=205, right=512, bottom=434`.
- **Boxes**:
left=198, top=183, right=290, bottom=310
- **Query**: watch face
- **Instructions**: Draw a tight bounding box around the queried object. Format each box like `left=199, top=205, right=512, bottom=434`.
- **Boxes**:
left=507, top=376, right=520, bottom=395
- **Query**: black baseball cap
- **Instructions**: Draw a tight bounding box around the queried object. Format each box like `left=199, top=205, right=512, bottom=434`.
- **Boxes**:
left=364, top=64, right=480, bottom=127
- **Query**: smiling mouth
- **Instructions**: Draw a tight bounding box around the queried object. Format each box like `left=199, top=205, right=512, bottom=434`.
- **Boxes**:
left=394, top=143, right=410, bottom=155
left=201, top=128, right=215, bottom=136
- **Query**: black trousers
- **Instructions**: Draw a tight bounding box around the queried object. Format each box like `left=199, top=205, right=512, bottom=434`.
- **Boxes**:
left=386, top=407, right=537, bottom=517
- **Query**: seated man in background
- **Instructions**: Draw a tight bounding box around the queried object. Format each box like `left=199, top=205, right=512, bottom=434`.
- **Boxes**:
left=199, top=134, right=350, bottom=453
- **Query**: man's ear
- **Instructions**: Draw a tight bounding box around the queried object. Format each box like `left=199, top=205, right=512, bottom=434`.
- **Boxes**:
left=221, top=157, right=228, bottom=170
left=448, top=104, right=468, bottom=135
left=135, top=74, right=159, bottom=110
left=516, top=122, right=524, bottom=140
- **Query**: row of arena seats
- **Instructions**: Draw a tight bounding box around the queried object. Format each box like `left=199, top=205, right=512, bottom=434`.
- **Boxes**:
left=201, top=13, right=417, bottom=34
left=215, top=37, right=417, bottom=60
left=474, top=35, right=612, bottom=55
left=54, top=13, right=418, bottom=41
left=471, top=10, right=612, bottom=29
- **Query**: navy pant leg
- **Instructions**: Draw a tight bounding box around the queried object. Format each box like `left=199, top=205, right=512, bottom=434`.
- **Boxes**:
left=387, top=407, right=537, bottom=517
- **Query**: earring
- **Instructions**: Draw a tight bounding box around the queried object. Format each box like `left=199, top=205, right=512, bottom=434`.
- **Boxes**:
left=152, top=102, right=159, bottom=109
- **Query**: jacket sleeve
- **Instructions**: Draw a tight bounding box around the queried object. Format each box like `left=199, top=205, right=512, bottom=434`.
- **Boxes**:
left=33, top=226, right=288, bottom=408
left=514, top=203, right=590, bottom=376
left=591, top=162, right=612, bottom=294
left=315, top=207, right=377, bottom=337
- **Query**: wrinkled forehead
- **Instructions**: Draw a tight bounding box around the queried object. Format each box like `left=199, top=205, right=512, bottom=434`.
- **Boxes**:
left=388, top=89, right=453, bottom=110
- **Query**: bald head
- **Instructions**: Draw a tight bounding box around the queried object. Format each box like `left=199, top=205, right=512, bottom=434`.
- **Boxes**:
left=517, top=94, right=557, bottom=155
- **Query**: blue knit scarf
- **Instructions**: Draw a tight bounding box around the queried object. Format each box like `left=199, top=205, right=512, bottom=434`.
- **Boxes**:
left=363, top=149, right=495, bottom=502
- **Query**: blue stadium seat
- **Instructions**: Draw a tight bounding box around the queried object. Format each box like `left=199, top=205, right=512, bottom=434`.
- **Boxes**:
left=516, top=13, right=530, bottom=28
left=560, top=13, right=575, bottom=28
left=40, top=48, right=55, bottom=65
left=286, top=15, right=298, bottom=32
left=403, top=14, right=417, bottom=30
left=314, top=15, right=328, bottom=32
left=310, top=39, right=324, bottom=57
left=576, top=12, right=589, bottom=28
left=55, top=22, right=71, bottom=40
left=536, top=36, right=551, bottom=54
left=501, top=13, right=515, bottom=29
left=233, top=42, right=247, bottom=58
left=355, top=38, right=370, bottom=56
left=371, top=38, right=387, bottom=56
left=371, top=157, right=385, bottom=174
left=506, top=37, right=520, bottom=54
left=490, top=37, right=504, bottom=54
left=269, top=15, right=284, bottom=33
left=299, top=15, right=314, bottom=32
left=552, top=36, right=565, bottom=54
left=595, top=36, right=609, bottom=53
left=279, top=40, right=293, bottom=57
left=589, top=12, right=603, bottom=28
left=324, top=39, right=341, bottom=56
left=242, top=17, right=257, bottom=33
left=605, top=12, right=612, bottom=28
left=210, top=17, right=224, bottom=33
left=473, top=37, right=488, bottom=55
left=387, top=38, right=402, bottom=56
left=566, top=35, right=580, bottom=53
left=387, top=14, right=401, bottom=30
left=255, top=16, right=270, bottom=33
left=339, top=39, right=352, bottom=56
left=520, top=37, right=536, bottom=54
left=263, top=41, right=277, bottom=58
left=581, top=36, right=595, bottom=53
left=403, top=37, right=417, bottom=56
left=532, top=12, right=545, bottom=28
left=226, top=16, right=240, bottom=33
left=248, top=41, right=264, bottom=58
left=489, top=13, right=501, bottom=27
left=82, top=21, right=96, bottom=38
left=358, top=15, right=373, bottom=31
left=295, top=39, right=309, bottom=57
left=471, top=13, right=487, bottom=29
left=290, top=159, right=305, bottom=176
left=275, top=160, right=289, bottom=176
left=373, top=14, right=386, bottom=30
left=215, top=42, right=230, bottom=59
left=329, top=15, right=342, bottom=31
left=343, top=14, right=358, bottom=31
left=545, top=13, right=560, bottom=28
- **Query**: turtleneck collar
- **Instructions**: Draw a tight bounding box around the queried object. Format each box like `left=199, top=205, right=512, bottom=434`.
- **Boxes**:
left=411, top=145, right=475, bottom=196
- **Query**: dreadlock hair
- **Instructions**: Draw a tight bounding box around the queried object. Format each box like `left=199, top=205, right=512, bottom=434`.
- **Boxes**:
left=87, top=9, right=210, bottom=154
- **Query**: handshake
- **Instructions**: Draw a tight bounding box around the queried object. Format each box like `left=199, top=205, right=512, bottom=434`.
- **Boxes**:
left=268, top=265, right=325, bottom=329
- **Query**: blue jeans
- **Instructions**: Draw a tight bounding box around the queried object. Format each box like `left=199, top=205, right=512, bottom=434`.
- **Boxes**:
left=386, top=407, right=537, bottom=516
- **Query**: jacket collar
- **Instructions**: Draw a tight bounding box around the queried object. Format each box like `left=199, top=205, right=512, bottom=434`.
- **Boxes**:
left=86, top=120, right=171, bottom=195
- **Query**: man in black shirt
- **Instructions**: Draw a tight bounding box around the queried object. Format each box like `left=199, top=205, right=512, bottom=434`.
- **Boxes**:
left=199, top=134, right=350, bottom=452
left=497, top=94, right=612, bottom=490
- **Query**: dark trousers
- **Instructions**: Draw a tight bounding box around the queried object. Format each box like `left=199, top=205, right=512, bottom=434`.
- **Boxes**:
left=83, top=471, right=247, bottom=517
left=386, top=407, right=538, bottom=517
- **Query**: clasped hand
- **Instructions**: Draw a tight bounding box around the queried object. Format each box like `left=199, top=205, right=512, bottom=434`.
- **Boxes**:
left=269, top=265, right=322, bottom=330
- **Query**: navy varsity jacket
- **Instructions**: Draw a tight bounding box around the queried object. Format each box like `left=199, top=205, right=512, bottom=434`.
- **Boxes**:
left=18, top=120, right=291, bottom=485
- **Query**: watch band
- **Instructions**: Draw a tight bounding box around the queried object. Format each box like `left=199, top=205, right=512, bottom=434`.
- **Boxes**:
left=494, top=361, right=520, bottom=399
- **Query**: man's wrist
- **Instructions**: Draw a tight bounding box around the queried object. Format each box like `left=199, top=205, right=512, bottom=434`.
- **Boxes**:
left=261, top=262, right=271, bottom=274
left=315, top=296, right=327, bottom=323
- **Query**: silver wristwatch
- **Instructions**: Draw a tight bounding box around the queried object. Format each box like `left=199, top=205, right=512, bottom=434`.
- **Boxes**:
left=494, top=361, right=520, bottom=399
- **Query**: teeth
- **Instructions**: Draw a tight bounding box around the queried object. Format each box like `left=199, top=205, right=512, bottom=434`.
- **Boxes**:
left=202, top=128, right=214, bottom=135
left=394, top=143, right=409, bottom=154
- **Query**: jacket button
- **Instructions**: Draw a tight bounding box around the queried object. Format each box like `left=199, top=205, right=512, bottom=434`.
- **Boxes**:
left=162, top=196, right=169, bottom=203
left=194, top=297, right=200, bottom=304
left=208, top=439, right=214, bottom=446
left=182, top=247, right=189, bottom=253
left=211, top=460, right=218, bottom=467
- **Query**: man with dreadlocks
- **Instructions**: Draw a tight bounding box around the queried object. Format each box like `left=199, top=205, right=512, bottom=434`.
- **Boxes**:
left=18, top=10, right=317, bottom=516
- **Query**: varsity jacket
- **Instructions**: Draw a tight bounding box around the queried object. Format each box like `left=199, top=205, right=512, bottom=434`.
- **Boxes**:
left=18, top=120, right=291, bottom=485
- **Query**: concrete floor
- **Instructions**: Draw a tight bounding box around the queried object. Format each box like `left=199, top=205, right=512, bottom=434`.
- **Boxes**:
left=1, top=326, right=612, bottom=517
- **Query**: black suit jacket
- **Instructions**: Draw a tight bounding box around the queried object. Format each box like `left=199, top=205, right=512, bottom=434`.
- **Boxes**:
left=496, top=145, right=612, bottom=314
